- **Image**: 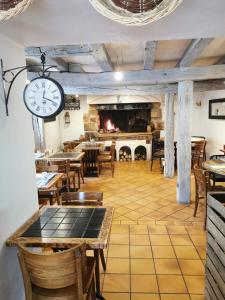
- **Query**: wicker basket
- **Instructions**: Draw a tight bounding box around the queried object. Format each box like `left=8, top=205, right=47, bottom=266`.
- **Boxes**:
left=89, top=0, right=183, bottom=26
left=0, top=0, right=33, bottom=21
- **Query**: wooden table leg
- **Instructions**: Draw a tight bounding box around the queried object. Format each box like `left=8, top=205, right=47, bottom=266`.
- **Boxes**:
left=94, top=249, right=105, bottom=300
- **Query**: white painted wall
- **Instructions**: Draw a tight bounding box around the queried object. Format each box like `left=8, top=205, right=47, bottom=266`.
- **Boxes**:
left=44, top=116, right=61, bottom=153
left=59, top=96, right=88, bottom=143
left=192, top=90, right=225, bottom=157
left=162, top=91, right=225, bottom=158
left=0, top=33, right=38, bottom=300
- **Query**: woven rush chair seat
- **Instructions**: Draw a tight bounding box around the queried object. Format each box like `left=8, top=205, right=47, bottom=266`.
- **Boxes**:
left=17, top=242, right=96, bottom=300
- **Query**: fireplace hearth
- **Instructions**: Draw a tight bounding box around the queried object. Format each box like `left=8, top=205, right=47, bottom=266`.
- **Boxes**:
left=97, top=103, right=151, bottom=133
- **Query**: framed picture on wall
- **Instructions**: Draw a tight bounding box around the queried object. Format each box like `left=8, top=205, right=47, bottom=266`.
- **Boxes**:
left=209, top=99, right=225, bottom=120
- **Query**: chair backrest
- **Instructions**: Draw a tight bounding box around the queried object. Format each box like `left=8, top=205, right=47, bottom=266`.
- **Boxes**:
left=151, top=138, right=164, bottom=156
left=49, top=159, right=70, bottom=173
left=61, top=192, right=103, bottom=206
left=36, top=164, right=59, bottom=173
left=192, top=140, right=206, bottom=153
left=193, top=164, right=210, bottom=197
left=18, top=243, right=87, bottom=298
left=110, top=142, right=116, bottom=161
left=191, top=136, right=206, bottom=140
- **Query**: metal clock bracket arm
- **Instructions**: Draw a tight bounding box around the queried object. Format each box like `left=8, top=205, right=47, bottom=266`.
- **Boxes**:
left=0, top=58, right=56, bottom=116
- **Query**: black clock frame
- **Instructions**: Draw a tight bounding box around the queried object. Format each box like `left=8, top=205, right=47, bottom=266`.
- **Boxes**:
left=23, top=77, right=65, bottom=118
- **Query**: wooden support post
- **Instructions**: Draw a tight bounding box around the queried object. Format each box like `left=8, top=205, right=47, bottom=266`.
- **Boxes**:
left=164, top=93, right=175, bottom=178
left=176, top=81, right=193, bottom=204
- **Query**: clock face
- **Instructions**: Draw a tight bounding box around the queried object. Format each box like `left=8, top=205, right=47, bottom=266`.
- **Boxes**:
left=23, top=77, right=64, bottom=118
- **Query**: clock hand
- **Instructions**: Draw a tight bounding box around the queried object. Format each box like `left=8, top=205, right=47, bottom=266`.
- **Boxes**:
left=43, top=97, right=55, bottom=103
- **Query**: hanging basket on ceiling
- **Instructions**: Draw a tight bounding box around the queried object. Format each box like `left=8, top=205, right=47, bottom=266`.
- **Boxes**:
left=89, top=0, right=183, bottom=26
left=0, top=0, right=33, bottom=21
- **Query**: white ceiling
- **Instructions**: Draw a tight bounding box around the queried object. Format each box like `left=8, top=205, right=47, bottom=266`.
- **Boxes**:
left=1, top=0, right=225, bottom=47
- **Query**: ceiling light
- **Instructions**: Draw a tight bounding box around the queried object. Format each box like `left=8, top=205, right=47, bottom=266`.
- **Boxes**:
left=26, top=79, right=30, bottom=84
left=115, top=72, right=123, bottom=81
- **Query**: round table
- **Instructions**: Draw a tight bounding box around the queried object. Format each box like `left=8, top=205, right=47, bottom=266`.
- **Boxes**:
left=203, top=159, right=225, bottom=176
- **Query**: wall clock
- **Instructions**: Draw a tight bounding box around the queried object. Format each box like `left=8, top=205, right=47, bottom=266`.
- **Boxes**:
left=23, top=77, right=65, bottom=118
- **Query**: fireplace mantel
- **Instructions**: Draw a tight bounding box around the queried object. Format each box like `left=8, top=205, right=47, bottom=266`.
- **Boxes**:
left=98, top=132, right=152, bottom=141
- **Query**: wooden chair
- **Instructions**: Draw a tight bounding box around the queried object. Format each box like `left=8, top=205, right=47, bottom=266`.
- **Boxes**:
left=17, top=243, right=96, bottom=300
left=36, top=165, right=60, bottom=206
left=61, top=192, right=106, bottom=272
left=191, top=140, right=207, bottom=166
left=193, top=164, right=225, bottom=228
left=97, top=142, right=115, bottom=177
left=70, top=162, right=85, bottom=190
left=150, top=137, right=164, bottom=172
left=49, top=159, right=76, bottom=192
left=209, top=154, right=225, bottom=186
left=61, top=191, right=103, bottom=206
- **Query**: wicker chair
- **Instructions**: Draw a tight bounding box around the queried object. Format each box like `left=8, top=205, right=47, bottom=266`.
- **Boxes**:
left=61, top=192, right=106, bottom=272
left=17, top=242, right=96, bottom=300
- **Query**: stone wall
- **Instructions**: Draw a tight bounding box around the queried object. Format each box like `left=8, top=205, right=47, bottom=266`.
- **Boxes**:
left=83, top=105, right=99, bottom=138
left=151, top=102, right=164, bottom=130
left=83, top=102, right=163, bottom=137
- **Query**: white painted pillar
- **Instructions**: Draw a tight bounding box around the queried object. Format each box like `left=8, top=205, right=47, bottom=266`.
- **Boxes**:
left=164, top=93, right=175, bottom=178
left=176, top=81, right=193, bottom=204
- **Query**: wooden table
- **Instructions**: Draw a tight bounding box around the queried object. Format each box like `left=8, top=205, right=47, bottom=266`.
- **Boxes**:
left=36, top=173, right=63, bottom=204
left=36, top=173, right=63, bottom=190
left=6, top=205, right=114, bottom=298
left=203, top=159, right=225, bottom=176
left=76, top=142, right=105, bottom=177
left=48, top=151, right=85, bottom=161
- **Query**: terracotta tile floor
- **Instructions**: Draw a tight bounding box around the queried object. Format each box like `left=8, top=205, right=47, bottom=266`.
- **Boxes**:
left=81, top=161, right=206, bottom=299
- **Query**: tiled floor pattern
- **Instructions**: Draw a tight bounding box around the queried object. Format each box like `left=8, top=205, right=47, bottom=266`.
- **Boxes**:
left=81, top=161, right=206, bottom=299
left=102, top=224, right=206, bottom=300
left=81, top=161, right=205, bottom=226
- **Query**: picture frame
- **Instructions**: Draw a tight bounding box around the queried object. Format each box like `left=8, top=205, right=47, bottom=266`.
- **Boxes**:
left=209, top=99, right=225, bottom=120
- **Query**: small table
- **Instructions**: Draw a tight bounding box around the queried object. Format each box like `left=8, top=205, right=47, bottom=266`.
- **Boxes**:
left=36, top=173, right=63, bottom=189
left=36, top=173, right=63, bottom=204
left=76, top=142, right=105, bottom=177
left=48, top=151, right=85, bottom=161
left=203, top=159, right=225, bottom=176
left=6, top=205, right=114, bottom=298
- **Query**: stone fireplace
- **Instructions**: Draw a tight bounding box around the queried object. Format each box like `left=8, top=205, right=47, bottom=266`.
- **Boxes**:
left=83, top=100, right=163, bottom=161
left=83, top=102, right=163, bottom=137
